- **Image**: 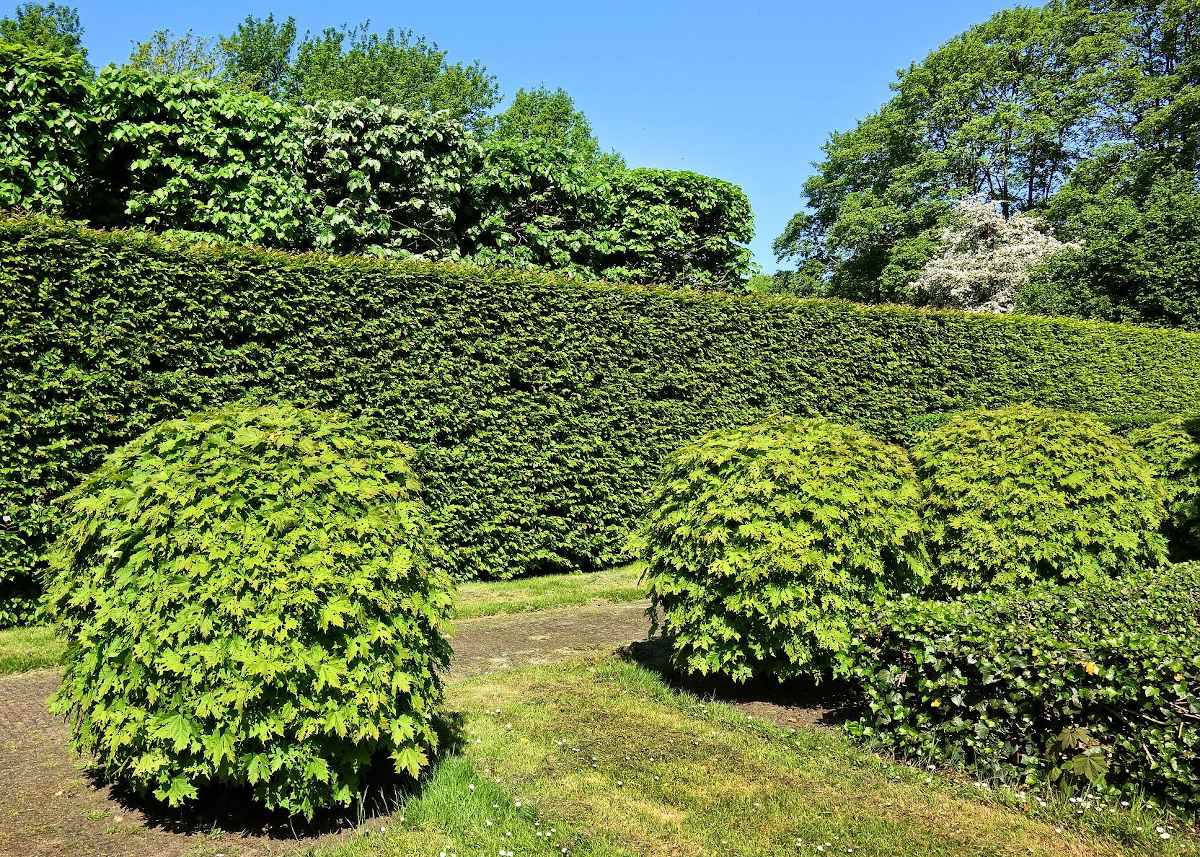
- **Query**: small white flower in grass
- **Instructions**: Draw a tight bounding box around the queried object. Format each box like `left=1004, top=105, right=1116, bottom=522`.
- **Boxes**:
left=468, top=783, right=475, bottom=791
left=1162, top=833, right=1172, bottom=841
left=616, top=780, right=623, bottom=787
left=514, top=799, right=521, bottom=808
left=485, top=820, right=493, bottom=827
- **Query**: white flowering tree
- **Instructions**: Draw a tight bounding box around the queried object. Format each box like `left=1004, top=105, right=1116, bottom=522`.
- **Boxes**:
left=910, top=199, right=1072, bottom=313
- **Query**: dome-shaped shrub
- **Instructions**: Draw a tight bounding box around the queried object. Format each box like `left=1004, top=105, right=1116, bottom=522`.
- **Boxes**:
left=636, top=416, right=930, bottom=683
left=1129, top=415, right=1200, bottom=560
left=912, top=404, right=1167, bottom=592
left=45, top=402, right=454, bottom=819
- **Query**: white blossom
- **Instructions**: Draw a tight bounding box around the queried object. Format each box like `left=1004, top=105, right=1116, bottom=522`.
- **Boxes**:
left=911, top=199, right=1073, bottom=314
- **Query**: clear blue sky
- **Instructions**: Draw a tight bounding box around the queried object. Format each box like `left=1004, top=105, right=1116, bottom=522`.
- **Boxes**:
left=65, top=0, right=1017, bottom=271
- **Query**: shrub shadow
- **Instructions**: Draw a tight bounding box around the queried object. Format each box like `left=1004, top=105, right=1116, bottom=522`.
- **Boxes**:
left=88, top=709, right=467, bottom=841
left=618, top=637, right=860, bottom=729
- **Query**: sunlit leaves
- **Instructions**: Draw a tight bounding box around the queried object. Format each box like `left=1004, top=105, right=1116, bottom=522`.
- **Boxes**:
left=913, top=405, right=1168, bottom=592
left=44, top=402, right=454, bottom=818
left=638, top=416, right=931, bottom=684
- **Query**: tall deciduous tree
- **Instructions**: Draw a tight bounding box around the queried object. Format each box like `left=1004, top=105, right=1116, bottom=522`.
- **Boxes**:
left=127, top=29, right=220, bottom=79
left=0, top=2, right=87, bottom=67
left=287, top=23, right=499, bottom=128
left=778, top=1, right=1131, bottom=303
left=485, top=86, right=621, bottom=169
left=218, top=13, right=297, bottom=98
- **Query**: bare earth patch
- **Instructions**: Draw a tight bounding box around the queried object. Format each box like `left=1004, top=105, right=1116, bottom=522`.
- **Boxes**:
left=0, top=602, right=653, bottom=857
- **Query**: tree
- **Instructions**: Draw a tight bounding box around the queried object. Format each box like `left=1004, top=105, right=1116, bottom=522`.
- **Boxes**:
left=287, top=23, right=498, bottom=127
left=485, top=86, right=621, bottom=168
left=778, top=1, right=1131, bottom=303
left=910, top=199, right=1073, bottom=312
left=1021, top=146, right=1200, bottom=328
left=218, top=13, right=297, bottom=98
left=0, top=2, right=87, bottom=66
left=127, top=29, right=219, bottom=78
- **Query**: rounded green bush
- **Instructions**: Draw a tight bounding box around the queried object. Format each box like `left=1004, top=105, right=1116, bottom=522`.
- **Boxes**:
left=912, top=404, right=1167, bottom=592
left=636, top=416, right=930, bottom=683
left=45, top=402, right=454, bottom=819
left=1129, top=416, right=1200, bottom=561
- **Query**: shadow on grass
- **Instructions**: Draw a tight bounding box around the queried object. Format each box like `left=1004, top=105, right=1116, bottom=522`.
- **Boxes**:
left=618, top=637, right=860, bottom=729
left=86, top=710, right=468, bottom=841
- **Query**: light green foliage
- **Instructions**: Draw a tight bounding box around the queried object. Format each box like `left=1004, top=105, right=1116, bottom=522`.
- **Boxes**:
left=287, top=23, right=499, bottom=128
left=1129, top=415, right=1200, bottom=559
left=303, top=99, right=478, bottom=258
left=638, top=417, right=930, bottom=682
left=126, top=29, right=220, bottom=79
left=912, top=405, right=1167, bottom=592
left=603, top=168, right=754, bottom=290
left=0, top=42, right=90, bottom=213
left=484, top=86, right=618, bottom=169
left=3, top=217, right=1200, bottom=625
left=0, top=2, right=87, bottom=66
left=217, top=13, right=297, bottom=98
left=844, top=563, right=1200, bottom=811
left=44, top=402, right=454, bottom=818
left=90, top=65, right=308, bottom=246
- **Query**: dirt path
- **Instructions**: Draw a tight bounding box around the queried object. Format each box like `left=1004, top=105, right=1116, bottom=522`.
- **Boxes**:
left=0, top=601, right=652, bottom=857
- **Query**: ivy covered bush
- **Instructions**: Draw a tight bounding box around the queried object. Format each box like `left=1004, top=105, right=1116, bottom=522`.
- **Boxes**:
left=843, top=563, right=1200, bottom=810
left=912, top=405, right=1167, bottom=592
left=45, top=402, right=454, bottom=818
left=1129, top=415, right=1200, bottom=561
left=637, top=416, right=930, bottom=683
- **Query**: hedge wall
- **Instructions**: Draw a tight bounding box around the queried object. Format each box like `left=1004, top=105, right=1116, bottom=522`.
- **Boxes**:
left=3, top=215, right=1200, bottom=624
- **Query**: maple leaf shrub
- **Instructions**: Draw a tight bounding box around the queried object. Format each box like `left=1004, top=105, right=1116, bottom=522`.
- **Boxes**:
left=912, top=404, right=1167, bottom=592
left=636, top=416, right=930, bottom=683
left=44, top=402, right=454, bottom=819
left=1129, top=415, right=1200, bottom=561
left=842, top=563, right=1200, bottom=810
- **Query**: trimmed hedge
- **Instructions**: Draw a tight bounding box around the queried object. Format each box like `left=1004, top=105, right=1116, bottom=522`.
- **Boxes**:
left=46, top=402, right=453, bottom=818
left=843, top=563, right=1200, bottom=810
left=4, top=216, right=1200, bottom=623
left=912, top=405, right=1168, bottom=592
left=639, top=417, right=929, bottom=682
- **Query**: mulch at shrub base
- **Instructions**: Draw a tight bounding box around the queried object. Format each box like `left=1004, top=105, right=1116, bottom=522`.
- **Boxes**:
left=0, top=601, right=840, bottom=857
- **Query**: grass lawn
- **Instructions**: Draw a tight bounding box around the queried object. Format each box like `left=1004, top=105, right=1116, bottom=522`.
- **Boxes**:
left=456, top=565, right=643, bottom=619
left=314, top=656, right=1196, bottom=857
left=0, top=567, right=645, bottom=677
left=0, top=624, right=64, bottom=675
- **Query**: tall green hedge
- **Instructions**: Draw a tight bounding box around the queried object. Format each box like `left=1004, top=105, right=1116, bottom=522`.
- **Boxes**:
left=3, top=215, right=1200, bottom=624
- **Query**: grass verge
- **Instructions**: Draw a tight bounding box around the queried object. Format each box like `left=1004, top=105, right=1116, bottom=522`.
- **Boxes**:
left=314, top=656, right=1196, bottom=857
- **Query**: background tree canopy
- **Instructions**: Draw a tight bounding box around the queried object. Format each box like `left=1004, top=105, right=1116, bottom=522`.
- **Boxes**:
left=774, top=0, right=1200, bottom=330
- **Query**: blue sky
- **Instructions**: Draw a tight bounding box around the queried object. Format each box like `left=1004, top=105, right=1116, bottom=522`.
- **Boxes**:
left=66, top=0, right=1017, bottom=271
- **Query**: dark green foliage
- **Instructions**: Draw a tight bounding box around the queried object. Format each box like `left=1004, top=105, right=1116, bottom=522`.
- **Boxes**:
left=602, top=168, right=753, bottom=290
left=88, top=66, right=308, bottom=246
left=843, top=563, right=1200, bottom=810
left=1129, top=415, right=1200, bottom=560
left=1022, top=151, right=1200, bottom=331
left=302, top=99, right=477, bottom=258
left=638, top=417, right=929, bottom=682
left=912, top=405, right=1167, bottom=592
left=0, top=42, right=90, bottom=213
left=3, top=217, right=1200, bottom=625
left=45, top=402, right=453, bottom=818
